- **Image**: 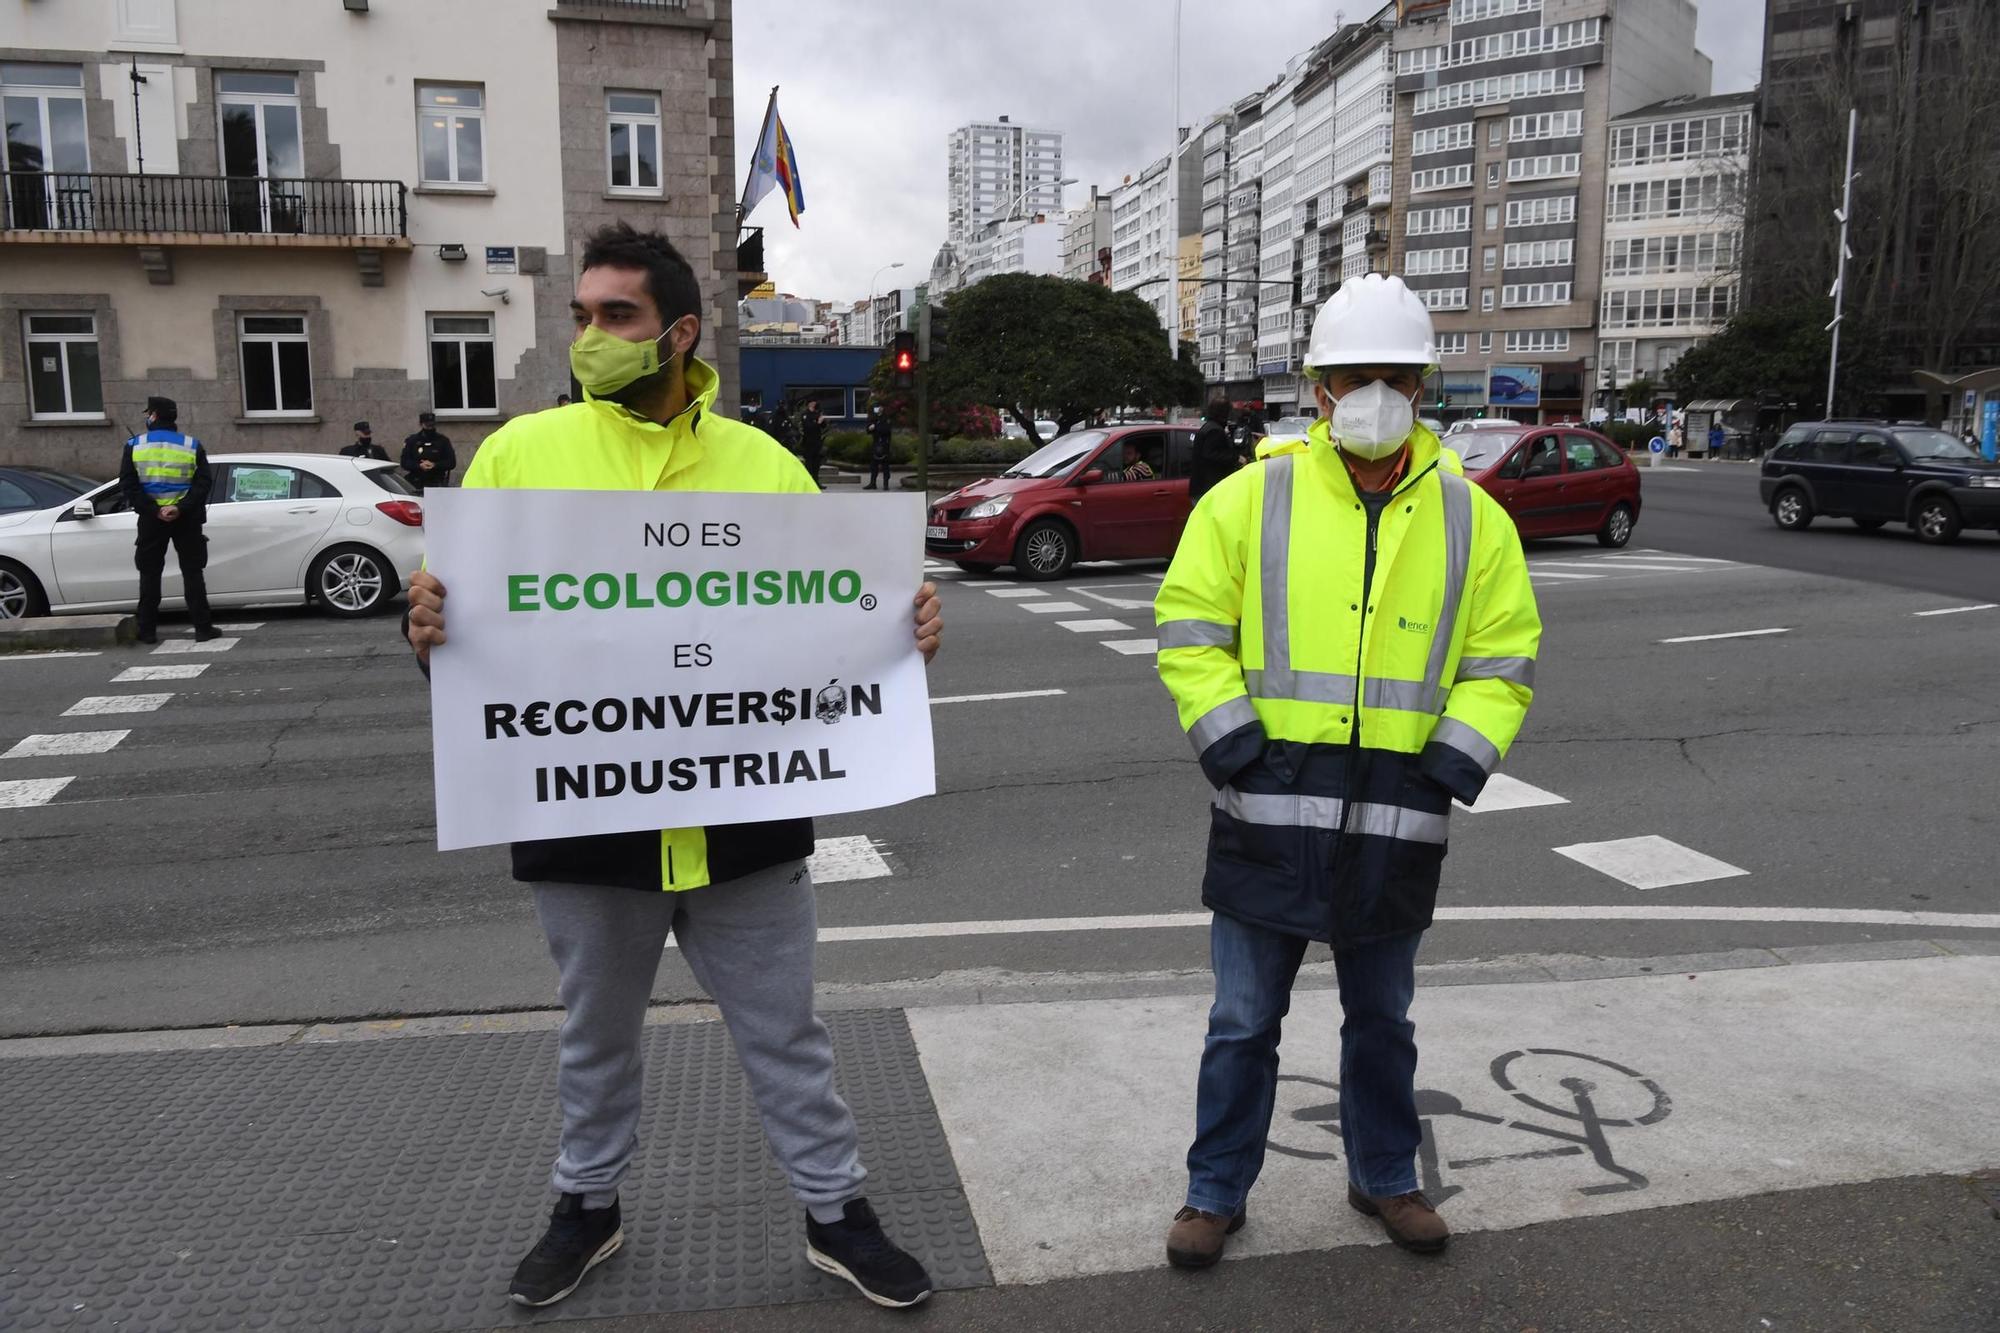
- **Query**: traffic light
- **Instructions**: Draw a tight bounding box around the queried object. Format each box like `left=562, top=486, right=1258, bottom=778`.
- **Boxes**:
left=921, top=302, right=949, bottom=364
left=892, top=330, right=916, bottom=389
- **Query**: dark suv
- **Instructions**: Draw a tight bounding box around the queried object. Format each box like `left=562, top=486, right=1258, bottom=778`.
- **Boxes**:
left=1759, top=421, right=2000, bottom=544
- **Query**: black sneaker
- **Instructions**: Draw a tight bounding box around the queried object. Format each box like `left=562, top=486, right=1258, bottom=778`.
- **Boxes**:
left=508, top=1193, right=622, bottom=1308
left=804, top=1198, right=933, bottom=1308
left=135, top=631, right=157, bottom=645
left=193, top=626, right=222, bottom=642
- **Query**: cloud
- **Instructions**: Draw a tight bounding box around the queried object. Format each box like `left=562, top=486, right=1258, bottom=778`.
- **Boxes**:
left=736, top=0, right=1766, bottom=301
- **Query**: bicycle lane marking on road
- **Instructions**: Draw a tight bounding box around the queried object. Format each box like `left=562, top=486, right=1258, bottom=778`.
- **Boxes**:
left=907, top=954, right=2000, bottom=1285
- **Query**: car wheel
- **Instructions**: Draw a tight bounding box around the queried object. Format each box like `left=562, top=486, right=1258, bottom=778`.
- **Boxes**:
left=1014, top=519, right=1076, bottom=580
left=955, top=561, right=1000, bottom=575
left=308, top=544, right=393, bottom=617
left=1912, top=496, right=1962, bottom=545
left=1596, top=503, right=1636, bottom=548
left=1772, top=486, right=1813, bottom=531
left=0, top=558, right=49, bottom=620
left=1851, top=517, right=1886, bottom=531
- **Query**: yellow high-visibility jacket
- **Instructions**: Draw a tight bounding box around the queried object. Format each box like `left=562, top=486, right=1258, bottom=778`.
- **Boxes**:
left=1157, top=420, right=1540, bottom=945
left=459, top=355, right=818, bottom=894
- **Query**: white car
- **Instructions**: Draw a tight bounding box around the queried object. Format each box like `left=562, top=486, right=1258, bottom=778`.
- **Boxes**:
left=0, top=453, right=425, bottom=621
left=999, top=417, right=1064, bottom=441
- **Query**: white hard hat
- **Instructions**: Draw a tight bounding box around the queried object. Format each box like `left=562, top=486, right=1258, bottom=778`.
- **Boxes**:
left=1303, top=273, right=1438, bottom=377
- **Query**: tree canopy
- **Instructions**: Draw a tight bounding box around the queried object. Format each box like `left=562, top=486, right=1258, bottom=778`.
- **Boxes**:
left=1666, top=298, right=1891, bottom=417
left=925, top=274, right=1203, bottom=445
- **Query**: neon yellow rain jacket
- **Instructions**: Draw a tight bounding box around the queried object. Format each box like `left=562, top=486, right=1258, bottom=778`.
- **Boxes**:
left=1156, top=419, right=1540, bottom=944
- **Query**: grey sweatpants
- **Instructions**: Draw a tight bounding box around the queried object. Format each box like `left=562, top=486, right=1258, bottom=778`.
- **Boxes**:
left=532, top=859, right=866, bottom=1210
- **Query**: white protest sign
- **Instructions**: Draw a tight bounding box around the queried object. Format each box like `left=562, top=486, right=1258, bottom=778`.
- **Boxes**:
left=422, top=489, right=935, bottom=851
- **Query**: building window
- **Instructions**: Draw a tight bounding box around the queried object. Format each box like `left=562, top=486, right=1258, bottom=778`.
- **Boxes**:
left=1600, top=284, right=1736, bottom=331
left=1483, top=246, right=1497, bottom=272
left=1479, top=331, right=1493, bottom=354
left=1509, top=111, right=1583, bottom=143
left=1503, top=239, right=1574, bottom=268
left=1407, top=204, right=1471, bottom=236
left=1412, top=122, right=1474, bottom=156
left=1488, top=120, right=1504, bottom=148
left=1481, top=287, right=1495, bottom=312
left=418, top=83, right=485, bottom=186
left=1506, top=194, right=1578, bottom=228
left=22, top=312, right=102, bottom=419
left=1484, top=203, right=1500, bottom=230
left=1504, top=329, right=1571, bottom=354
left=1417, top=287, right=1468, bottom=312
left=1405, top=246, right=1469, bottom=276
left=1, top=63, right=91, bottom=230
left=606, top=91, right=662, bottom=194
left=428, top=314, right=496, bottom=414
left=238, top=314, right=313, bottom=416
left=1502, top=281, right=1573, bottom=308
left=1436, top=332, right=1468, bottom=356
left=1507, top=153, right=1581, bottom=183
left=1411, top=164, right=1473, bottom=193
left=1486, top=163, right=1500, bottom=186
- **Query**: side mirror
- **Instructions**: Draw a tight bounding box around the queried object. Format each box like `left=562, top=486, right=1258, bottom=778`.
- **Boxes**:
left=1077, top=468, right=1105, bottom=485
left=70, top=499, right=95, bottom=520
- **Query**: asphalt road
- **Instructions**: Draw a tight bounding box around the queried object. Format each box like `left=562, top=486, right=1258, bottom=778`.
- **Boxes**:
left=1625, top=458, right=2000, bottom=598
left=1, top=486, right=1997, bottom=1035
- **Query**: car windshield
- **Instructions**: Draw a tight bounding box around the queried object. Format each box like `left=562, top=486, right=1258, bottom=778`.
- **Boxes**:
left=20, top=468, right=96, bottom=495
left=1003, top=430, right=1106, bottom=478
left=1895, top=429, right=1980, bottom=461
left=1451, top=431, right=1524, bottom=468
left=1267, top=417, right=1315, bottom=437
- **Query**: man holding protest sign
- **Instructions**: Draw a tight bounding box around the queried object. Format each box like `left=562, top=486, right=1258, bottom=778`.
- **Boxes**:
left=406, top=223, right=944, bottom=1310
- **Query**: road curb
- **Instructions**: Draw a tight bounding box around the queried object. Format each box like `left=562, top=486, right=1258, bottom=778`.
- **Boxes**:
left=0, top=613, right=136, bottom=652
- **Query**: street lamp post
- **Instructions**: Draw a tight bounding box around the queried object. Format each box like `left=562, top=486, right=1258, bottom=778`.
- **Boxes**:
left=1825, top=107, right=1858, bottom=418
left=1004, top=176, right=1076, bottom=223
left=1167, top=0, right=1184, bottom=363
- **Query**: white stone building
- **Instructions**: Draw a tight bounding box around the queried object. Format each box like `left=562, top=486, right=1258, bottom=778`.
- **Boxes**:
left=1598, top=90, right=1752, bottom=394
left=946, top=116, right=1063, bottom=251
left=0, top=0, right=745, bottom=471
left=1061, top=187, right=1112, bottom=285
left=1109, top=137, right=1201, bottom=333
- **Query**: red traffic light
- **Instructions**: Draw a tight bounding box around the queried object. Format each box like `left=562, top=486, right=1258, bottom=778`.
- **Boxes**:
left=894, top=349, right=914, bottom=372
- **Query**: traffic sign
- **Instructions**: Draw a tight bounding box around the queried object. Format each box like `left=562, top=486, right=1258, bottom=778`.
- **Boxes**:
left=1648, top=437, right=1666, bottom=453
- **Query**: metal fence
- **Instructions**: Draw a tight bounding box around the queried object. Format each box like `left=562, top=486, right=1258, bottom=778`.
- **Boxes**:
left=1, top=173, right=408, bottom=238
left=555, top=0, right=689, bottom=10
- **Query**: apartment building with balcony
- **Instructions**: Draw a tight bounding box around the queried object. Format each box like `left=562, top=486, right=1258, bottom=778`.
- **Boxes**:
left=1598, top=90, right=1752, bottom=395
left=1391, top=0, right=1711, bottom=423
left=1060, top=186, right=1111, bottom=285
left=1194, top=90, right=1267, bottom=393
left=1108, top=136, right=1200, bottom=334
left=1, top=0, right=741, bottom=471
left=946, top=116, right=1063, bottom=252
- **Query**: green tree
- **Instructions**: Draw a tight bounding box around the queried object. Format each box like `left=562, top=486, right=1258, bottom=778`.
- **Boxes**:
left=925, top=274, right=1205, bottom=445
left=1666, top=298, right=1892, bottom=418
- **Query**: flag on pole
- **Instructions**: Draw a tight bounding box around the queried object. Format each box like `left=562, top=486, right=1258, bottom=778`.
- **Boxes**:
left=741, top=89, right=805, bottom=228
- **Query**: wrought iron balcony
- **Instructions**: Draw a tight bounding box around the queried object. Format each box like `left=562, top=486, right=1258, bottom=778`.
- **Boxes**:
left=1, top=172, right=408, bottom=244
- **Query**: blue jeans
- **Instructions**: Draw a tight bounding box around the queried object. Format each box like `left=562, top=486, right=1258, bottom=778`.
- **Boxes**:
left=1184, top=912, right=1422, bottom=1214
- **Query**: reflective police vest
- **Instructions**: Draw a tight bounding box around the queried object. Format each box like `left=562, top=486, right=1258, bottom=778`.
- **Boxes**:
left=129, top=430, right=200, bottom=507
left=1156, top=421, right=1542, bottom=945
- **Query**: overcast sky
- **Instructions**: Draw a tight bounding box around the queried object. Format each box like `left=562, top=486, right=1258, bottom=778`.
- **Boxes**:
left=733, top=0, right=1768, bottom=304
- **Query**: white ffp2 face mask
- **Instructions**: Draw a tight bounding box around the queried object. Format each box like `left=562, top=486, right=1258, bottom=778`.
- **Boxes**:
left=1330, top=379, right=1417, bottom=460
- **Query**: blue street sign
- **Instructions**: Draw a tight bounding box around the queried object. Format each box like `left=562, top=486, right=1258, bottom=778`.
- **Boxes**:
left=1982, top=399, right=1998, bottom=462
left=1648, top=436, right=1666, bottom=454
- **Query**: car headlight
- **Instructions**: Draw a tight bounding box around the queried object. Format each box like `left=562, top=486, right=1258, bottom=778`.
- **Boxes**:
left=964, top=496, right=1012, bottom=520
left=1963, top=474, right=2000, bottom=488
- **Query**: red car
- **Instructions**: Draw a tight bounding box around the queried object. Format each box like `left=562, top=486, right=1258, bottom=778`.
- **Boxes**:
left=1450, top=423, right=1642, bottom=547
left=927, top=424, right=1196, bottom=579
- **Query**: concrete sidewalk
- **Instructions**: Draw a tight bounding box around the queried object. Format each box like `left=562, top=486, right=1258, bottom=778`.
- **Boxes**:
left=1, top=953, right=1993, bottom=1330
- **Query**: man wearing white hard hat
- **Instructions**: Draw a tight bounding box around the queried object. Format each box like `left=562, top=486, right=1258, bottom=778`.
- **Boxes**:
left=1155, top=273, right=1542, bottom=1268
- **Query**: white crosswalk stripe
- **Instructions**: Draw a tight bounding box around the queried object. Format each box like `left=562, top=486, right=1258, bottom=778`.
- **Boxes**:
left=807, top=835, right=893, bottom=885
left=152, top=637, right=239, bottom=654
left=63, top=694, right=173, bottom=717
left=1100, top=638, right=1157, bottom=656
left=0, top=776, right=74, bottom=808
left=1553, top=835, right=1750, bottom=890
left=114, top=664, right=209, bottom=683
left=1056, top=619, right=1130, bottom=633
left=4, top=730, right=130, bottom=759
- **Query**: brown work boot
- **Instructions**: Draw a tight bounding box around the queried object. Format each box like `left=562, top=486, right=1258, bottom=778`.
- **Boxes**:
left=1165, top=1205, right=1246, bottom=1269
left=1347, top=1184, right=1449, bottom=1254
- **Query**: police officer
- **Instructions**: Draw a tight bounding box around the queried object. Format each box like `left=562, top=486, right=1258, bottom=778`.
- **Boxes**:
left=864, top=406, right=893, bottom=490
left=119, top=395, right=218, bottom=645
left=341, top=420, right=388, bottom=461
left=401, top=410, right=457, bottom=491
left=1156, top=274, right=1542, bottom=1268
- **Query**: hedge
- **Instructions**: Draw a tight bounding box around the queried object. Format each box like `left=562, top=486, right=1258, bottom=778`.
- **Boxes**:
left=824, top=432, right=1036, bottom=468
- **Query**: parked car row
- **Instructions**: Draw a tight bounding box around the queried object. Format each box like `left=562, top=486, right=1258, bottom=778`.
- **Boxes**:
left=926, top=421, right=1643, bottom=578
left=0, top=454, right=424, bottom=620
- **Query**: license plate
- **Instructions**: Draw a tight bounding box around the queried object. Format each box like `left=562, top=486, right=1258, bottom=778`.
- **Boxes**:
left=925, top=525, right=948, bottom=540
